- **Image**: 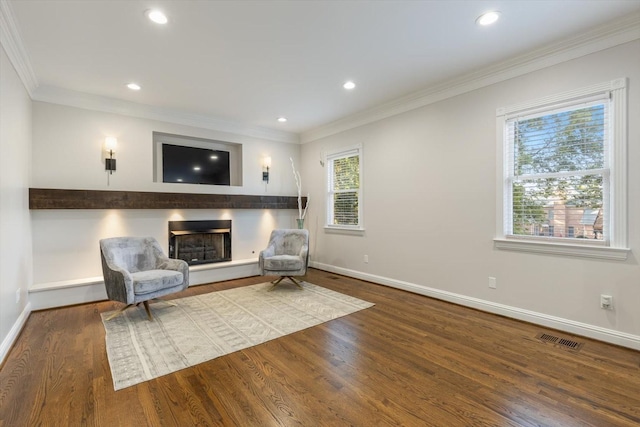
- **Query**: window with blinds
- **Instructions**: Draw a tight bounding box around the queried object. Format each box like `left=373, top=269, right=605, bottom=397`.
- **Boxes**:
left=504, top=96, right=610, bottom=242
left=496, top=79, right=628, bottom=259
left=326, top=146, right=362, bottom=229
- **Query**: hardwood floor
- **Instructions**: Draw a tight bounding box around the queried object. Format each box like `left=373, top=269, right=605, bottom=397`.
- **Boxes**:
left=1, top=269, right=639, bottom=426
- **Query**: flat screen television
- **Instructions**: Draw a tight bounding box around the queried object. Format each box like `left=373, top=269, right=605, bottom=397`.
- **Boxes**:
left=162, top=144, right=231, bottom=185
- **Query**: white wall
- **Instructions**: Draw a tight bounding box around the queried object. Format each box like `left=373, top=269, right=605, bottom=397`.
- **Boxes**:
left=0, top=45, right=33, bottom=361
left=32, top=102, right=298, bottom=195
left=31, top=102, right=302, bottom=286
left=301, top=41, right=640, bottom=348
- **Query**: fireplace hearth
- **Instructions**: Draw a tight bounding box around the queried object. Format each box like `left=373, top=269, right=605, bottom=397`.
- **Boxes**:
left=168, top=220, right=231, bottom=266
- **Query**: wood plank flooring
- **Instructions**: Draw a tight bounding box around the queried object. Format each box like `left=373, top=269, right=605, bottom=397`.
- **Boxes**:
left=1, top=269, right=639, bottom=426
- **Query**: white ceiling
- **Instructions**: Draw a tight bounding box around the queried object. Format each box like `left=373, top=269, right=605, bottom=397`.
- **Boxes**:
left=7, top=0, right=640, bottom=138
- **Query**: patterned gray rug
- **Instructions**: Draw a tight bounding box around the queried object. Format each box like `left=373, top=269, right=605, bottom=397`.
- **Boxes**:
left=101, top=281, right=374, bottom=390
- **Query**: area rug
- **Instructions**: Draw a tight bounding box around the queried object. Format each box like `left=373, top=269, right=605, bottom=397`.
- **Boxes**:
left=101, top=281, right=374, bottom=390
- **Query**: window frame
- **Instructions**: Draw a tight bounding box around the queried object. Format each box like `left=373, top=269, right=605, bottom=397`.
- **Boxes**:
left=494, top=78, right=629, bottom=260
left=325, top=144, right=364, bottom=232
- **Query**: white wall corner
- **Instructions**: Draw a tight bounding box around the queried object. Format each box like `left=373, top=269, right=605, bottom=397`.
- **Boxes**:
left=0, top=302, right=31, bottom=366
left=309, top=261, right=640, bottom=351
left=0, top=0, right=38, bottom=96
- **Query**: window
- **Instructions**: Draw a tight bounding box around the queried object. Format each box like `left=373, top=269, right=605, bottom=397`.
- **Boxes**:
left=509, top=100, right=607, bottom=241
left=326, top=145, right=362, bottom=230
left=495, top=79, right=628, bottom=260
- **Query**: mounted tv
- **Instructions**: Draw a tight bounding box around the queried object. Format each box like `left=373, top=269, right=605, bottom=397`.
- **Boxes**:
left=162, top=144, right=231, bottom=185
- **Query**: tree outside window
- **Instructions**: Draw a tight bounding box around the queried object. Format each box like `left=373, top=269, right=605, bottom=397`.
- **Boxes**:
left=507, top=102, right=607, bottom=241
left=326, top=146, right=362, bottom=229
left=497, top=79, right=628, bottom=259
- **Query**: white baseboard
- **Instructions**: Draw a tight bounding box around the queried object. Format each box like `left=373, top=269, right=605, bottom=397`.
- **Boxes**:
left=29, top=281, right=109, bottom=311
left=310, top=261, right=640, bottom=351
left=0, top=302, right=32, bottom=366
left=29, top=259, right=260, bottom=310
left=22, top=259, right=638, bottom=351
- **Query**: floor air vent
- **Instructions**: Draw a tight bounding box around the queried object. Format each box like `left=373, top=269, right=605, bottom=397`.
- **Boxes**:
left=535, top=332, right=584, bottom=351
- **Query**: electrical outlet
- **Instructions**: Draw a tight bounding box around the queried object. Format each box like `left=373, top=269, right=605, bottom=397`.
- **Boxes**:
left=364, top=254, right=369, bottom=264
left=600, top=294, right=613, bottom=310
left=488, top=277, right=497, bottom=289
left=15, top=289, right=20, bottom=304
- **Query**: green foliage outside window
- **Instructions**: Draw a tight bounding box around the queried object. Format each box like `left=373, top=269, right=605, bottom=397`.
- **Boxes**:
left=510, top=104, right=605, bottom=239
left=331, top=155, right=360, bottom=226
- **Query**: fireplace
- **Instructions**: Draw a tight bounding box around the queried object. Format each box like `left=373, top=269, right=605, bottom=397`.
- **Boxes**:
left=168, top=220, right=231, bottom=266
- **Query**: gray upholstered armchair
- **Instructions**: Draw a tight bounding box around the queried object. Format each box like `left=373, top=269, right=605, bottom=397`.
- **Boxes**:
left=259, top=229, right=309, bottom=290
left=99, top=236, right=189, bottom=320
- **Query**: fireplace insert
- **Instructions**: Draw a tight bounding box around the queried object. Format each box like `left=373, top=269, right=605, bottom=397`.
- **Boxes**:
left=168, top=220, right=231, bottom=265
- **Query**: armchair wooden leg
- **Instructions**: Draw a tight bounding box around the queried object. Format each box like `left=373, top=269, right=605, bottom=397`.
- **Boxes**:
left=287, top=276, right=304, bottom=289
left=268, top=276, right=304, bottom=291
left=104, top=299, right=173, bottom=321
left=142, top=301, right=153, bottom=321
left=268, top=276, right=285, bottom=291
left=152, top=298, right=177, bottom=307
left=104, top=304, right=133, bottom=321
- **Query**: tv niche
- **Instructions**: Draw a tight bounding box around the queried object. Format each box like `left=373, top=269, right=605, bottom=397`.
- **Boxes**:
left=153, top=131, right=243, bottom=187
left=162, top=144, right=230, bottom=185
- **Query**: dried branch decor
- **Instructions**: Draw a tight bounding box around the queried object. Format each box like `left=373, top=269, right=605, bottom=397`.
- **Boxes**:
left=290, top=157, right=309, bottom=220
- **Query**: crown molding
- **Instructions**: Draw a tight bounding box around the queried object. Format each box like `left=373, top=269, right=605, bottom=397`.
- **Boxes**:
left=300, top=13, right=640, bottom=144
left=0, top=0, right=38, bottom=95
left=1, top=0, right=297, bottom=145
left=33, top=85, right=300, bottom=144
left=3, top=0, right=638, bottom=146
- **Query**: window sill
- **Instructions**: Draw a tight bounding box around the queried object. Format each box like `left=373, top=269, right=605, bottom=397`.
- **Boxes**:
left=493, top=238, right=629, bottom=261
left=324, top=225, right=365, bottom=235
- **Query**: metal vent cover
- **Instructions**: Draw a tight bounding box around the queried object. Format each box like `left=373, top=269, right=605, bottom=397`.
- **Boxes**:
left=535, top=332, right=584, bottom=351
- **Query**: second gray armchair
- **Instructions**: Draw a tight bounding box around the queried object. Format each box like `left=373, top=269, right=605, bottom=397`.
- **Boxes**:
left=259, top=229, right=309, bottom=290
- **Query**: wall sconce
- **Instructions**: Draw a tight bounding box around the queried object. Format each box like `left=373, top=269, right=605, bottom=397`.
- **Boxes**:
left=262, top=156, right=271, bottom=183
left=104, top=137, right=117, bottom=174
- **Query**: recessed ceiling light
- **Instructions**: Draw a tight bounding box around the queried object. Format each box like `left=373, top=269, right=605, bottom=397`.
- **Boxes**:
left=193, top=166, right=201, bottom=171
left=146, top=9, right=168, bottom=25
left=210, top=155, right=218, bottom=160
left=476, top=11, right=500, bottom=26
left=343, top=81, right=356, bottom=90
left=277, top=117, right=287, bottom=123
left=126, top=83, right=141, bottom=91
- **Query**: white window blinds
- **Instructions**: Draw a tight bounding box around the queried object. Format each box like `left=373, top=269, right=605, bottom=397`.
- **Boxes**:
left=327, top=146, right=361, bottom=228
left=504, top=95, right=610, bottom=242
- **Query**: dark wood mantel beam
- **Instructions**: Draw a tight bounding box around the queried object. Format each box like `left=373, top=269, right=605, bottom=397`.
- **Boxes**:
left=29, top=188, right=305, bottom=210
